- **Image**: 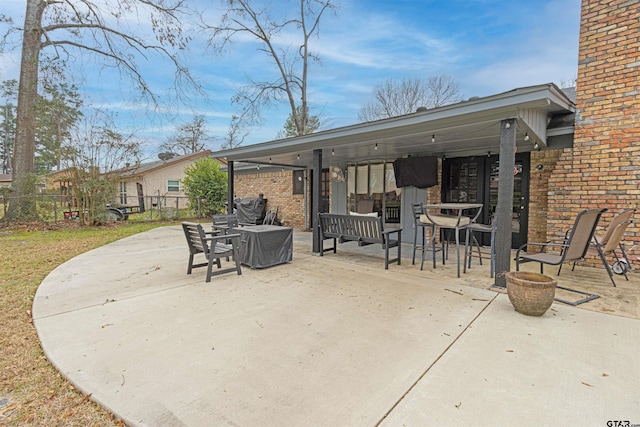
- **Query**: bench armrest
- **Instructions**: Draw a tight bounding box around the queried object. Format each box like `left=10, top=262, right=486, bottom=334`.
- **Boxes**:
left=382, top=228, right=402, bottom=237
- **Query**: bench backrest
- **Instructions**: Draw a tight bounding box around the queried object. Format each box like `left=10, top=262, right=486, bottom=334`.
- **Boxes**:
left=318, top=213, right=384, bottom=242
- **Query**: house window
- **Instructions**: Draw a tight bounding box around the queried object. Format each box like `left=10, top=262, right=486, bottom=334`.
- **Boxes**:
left=167, top=179, right=180, bottom=192
left=119, top=181, right=127, bottom=205
left=347, top=162, right=400, bottom=223
left=292, top=170, right=304, bottom=194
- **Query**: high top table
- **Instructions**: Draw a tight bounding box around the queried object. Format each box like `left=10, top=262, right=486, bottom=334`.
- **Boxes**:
left=231, top=225, right=293, bottom=268
left=421, top=203, right=483, bottom=277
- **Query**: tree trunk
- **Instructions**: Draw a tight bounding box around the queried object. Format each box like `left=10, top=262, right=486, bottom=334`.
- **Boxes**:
left=6, top=0, right=44, bottom=221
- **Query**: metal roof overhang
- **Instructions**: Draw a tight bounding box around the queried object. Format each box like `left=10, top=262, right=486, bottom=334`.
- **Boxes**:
left=215, top=83, right=575, bottom=168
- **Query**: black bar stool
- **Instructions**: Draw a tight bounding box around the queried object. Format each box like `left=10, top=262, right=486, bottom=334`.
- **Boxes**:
left=463, top=221, right=496, bottom=277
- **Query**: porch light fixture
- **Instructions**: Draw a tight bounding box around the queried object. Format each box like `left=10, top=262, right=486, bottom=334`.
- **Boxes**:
left=332, top=148, right=335, bottom=155
left=524, top=132, right=530, bottom=141
left=487, top=151, right=491, bottom=157
left=257, top=165, right=260, bottom=170
left=505, top=122, right=511, bottom=129
left=269, top=157, right=272, bottom=163
left=297, top=154, right=300, bottom=160
left=374, top=143, right=378, bottom=151
left=533, top=141, right=540, bottom=150
left=431, top=134, right=436, bottom=143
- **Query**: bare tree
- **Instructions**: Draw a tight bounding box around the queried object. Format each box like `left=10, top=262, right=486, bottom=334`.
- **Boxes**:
left=220, top=114, right=250, bottom=150
left=161, top=114, right=210, bottom=155
left=1, top=0, right=197, bottom=221
left=559, top=75, right=577, bottom=89
left=63, top=110, right=142, bottom=225
left=358, top=76, right=464, bottom=122
left=203, top=0, right=338, bottom=138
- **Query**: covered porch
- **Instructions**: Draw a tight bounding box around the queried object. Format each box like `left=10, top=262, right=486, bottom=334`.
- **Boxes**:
left=216, top=83, right=576, bottom=287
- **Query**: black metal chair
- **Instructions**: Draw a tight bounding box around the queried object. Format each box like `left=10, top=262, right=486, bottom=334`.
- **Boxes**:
left=464, top=220, right=496, bottom=277
left=182, top=222, right=242, bottom=283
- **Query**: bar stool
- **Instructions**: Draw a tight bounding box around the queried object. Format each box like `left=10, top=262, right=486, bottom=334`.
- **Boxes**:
left=463, top=221, right=496, bottom=277
left=411, top=203, right=445, bottom=270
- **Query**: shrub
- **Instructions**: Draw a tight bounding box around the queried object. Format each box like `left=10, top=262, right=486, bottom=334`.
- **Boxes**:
left=181, top=158, right=227, bottom=216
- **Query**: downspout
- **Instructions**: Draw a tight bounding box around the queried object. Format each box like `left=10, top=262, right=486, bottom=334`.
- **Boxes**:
left=227, top=160, right=234, bottom=214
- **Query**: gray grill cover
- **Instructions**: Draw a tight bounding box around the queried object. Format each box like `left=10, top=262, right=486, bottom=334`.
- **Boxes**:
left=235, top=197, right=267, bottom=225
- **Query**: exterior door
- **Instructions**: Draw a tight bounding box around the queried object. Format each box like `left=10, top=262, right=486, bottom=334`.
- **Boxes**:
left=487, top=154, right=530, bottom=249
left=309, top=169, right=330, bottom=224
left=442, top=153, right=529, bottom=249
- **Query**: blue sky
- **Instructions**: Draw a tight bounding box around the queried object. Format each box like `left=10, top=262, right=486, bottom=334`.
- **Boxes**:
left=0, top=0, right=581, bottom=159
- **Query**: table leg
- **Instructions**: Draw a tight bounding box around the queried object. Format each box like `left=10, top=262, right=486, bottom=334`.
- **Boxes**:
left=456, top=228, right=461, bottom=278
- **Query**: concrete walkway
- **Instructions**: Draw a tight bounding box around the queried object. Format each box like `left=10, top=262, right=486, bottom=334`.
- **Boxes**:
left=33, top=226, right=640, bottom=426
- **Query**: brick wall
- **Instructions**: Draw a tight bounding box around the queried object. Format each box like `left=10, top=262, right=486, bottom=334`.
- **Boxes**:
left=234, top=170, right=307, bottom=229
left=529, top=149, right=563, bottom=244
left=548, top=0, right=640, bottom=257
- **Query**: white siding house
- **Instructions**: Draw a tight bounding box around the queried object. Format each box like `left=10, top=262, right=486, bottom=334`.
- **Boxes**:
left=114, top=151, right=212, bottom=210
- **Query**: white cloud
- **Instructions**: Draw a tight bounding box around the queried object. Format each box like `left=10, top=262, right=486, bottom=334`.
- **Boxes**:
left=0, top=0, right=582, bottom=150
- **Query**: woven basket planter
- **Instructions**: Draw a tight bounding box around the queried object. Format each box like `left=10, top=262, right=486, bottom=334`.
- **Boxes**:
left=506, top=271, right=557, bottom=316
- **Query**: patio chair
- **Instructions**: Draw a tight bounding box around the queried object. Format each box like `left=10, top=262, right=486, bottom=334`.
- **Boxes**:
left=516, top=208, right=606, bottom=275
left=212, top=214, right=239, bottom=233
left=575, top=208, right=635, bottom=286
left=263, top=206, right=281, bottom=225
left=516, top=208, right=606, bottom=305
left=212, top=214, right=240, bottom=261
left=182, top=222, right=242, bottom=283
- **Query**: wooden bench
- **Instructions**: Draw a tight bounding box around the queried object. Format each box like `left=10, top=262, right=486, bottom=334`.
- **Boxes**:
left=318, top=213, right=402, bottom=269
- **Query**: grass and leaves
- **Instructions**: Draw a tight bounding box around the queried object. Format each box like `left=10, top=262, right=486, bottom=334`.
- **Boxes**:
left=0, top=220, right=179, bottom=426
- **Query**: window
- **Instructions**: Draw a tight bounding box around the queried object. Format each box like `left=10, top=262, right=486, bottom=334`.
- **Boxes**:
left=167, top=179, right=180, bottom=192
left=292, top=170, right=304, bottom=195
left=119, top=181, right=127, bottom=204
left=347, top=162, right=401, bottom=223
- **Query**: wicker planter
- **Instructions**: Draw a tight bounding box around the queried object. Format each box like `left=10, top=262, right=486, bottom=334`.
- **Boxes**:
left=506, top=271, right=557, bottom=316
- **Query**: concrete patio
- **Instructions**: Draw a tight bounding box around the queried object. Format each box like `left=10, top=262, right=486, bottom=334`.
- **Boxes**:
left=32, top=225, right=640, bottom=426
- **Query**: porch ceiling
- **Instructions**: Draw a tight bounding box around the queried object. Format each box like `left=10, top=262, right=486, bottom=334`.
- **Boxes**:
left=215, top=83, right=575, bottom=168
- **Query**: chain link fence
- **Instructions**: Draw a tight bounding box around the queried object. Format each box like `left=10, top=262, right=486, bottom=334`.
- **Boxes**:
left=0, top=193, right=209, bottom=224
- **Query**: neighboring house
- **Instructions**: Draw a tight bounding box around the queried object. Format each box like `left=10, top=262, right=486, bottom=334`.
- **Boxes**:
left=113, top=151, right=212, bottom=210
left=214, top=0, right=640, bottom=287
left=45, top=168, right=77, bottom=193
left=0, top=173, right=11, bottom=189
